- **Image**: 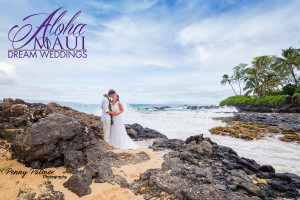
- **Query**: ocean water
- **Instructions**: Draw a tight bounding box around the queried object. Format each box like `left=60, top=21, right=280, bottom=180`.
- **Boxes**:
left=26, top=100, right=300, bottom=175
left=123, top=104, right=300, bottom=176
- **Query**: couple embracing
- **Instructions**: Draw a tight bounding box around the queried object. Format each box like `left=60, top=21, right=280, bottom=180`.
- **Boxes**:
left=101, top=89, right=140, bottom=150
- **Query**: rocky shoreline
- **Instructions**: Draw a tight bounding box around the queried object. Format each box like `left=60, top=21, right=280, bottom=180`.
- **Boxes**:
left=0, top=98, right=300, bottom=199
left=210, top=112, right=300, bottom=143
left=233, top=104, right=300, bottom=113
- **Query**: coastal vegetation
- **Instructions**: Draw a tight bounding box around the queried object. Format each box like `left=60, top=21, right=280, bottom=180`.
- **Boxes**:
left=219, top=95, right=287, bottom=106
left=220, top=47, right=300, bottom=105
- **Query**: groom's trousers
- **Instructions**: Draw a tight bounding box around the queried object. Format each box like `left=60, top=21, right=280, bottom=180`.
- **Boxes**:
left=102, top=120, right=111, bottom=143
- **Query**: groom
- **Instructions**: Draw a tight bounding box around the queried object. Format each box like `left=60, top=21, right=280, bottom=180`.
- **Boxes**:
left=101, top=89, right=119, bottom=143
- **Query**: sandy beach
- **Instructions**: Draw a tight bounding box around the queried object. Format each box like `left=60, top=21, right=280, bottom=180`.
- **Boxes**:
left=0, top=142, right=164, bottom=200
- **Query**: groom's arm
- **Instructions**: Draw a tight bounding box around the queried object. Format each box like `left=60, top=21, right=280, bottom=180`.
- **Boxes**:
left=107, top=110, right=117, bottom=115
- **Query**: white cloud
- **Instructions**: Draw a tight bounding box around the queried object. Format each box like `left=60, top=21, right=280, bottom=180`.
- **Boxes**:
left=0, top=61, right=63, bottom=99
left=176, top=1, right=300, bottom=70
left=0, top=0, right=300, bottom=104
left=0, top=62, right=18, bottom=85
left=84, top=0, right=159, bottom=14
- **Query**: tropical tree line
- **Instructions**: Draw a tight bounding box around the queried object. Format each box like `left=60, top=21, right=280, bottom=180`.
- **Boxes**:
left=221, top=47, right=300, bottom=98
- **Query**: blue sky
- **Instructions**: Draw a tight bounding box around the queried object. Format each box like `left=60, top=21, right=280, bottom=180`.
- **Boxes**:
left=0, top=0, right=300, bottom=104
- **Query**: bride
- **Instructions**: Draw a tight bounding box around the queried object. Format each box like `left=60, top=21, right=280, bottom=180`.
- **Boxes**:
left=109, top=94, right=140, bottom=150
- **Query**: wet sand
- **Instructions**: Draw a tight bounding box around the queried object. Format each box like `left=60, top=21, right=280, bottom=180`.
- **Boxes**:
left=0, top=143, right=164, bottom=200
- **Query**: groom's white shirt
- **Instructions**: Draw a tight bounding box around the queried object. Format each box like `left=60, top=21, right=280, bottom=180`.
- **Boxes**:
left=101, top=97, right=111, bottom=121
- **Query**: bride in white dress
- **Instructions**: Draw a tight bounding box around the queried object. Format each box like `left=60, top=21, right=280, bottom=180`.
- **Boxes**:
left=109, top=94, right=140, bottom=150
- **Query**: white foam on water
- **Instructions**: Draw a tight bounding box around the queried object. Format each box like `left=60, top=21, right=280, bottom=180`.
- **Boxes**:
left=93, top=106, right=102, bottom=116
left=121, top=106, right=300, bottom=175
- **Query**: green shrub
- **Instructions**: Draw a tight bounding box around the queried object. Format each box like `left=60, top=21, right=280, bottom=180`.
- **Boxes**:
left=269, top=95, right=286, bottom=104
left=255, top=97, right=265, bottom=104
left=219, top=95, right=251, bottom=106
left=295, top=86, right=300, bottom=94
left=245, top=98, right=257, bottom=104
left=269, top=90, right=285, bottom=96
left=282, top=83, right=297, bottom=96
left=219, top=95, right=248, bottom=106
left=219, top=95, right=286, bottom=105
left=294, top=93, right=300, bottom=103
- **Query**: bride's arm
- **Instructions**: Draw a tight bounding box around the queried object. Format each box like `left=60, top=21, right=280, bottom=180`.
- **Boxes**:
left=117, top=102, right=124, bottom=114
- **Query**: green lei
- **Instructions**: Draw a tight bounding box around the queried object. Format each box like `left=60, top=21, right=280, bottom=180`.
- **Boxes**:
left=103, top=94, right=113, bottom=125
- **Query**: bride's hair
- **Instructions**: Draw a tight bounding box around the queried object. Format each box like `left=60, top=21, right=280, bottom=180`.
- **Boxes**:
left=116, top=94, right=120, bottom=102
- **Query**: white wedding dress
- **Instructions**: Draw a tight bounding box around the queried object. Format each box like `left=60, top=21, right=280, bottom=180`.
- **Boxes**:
left=109, top=102, right=140, bottom=150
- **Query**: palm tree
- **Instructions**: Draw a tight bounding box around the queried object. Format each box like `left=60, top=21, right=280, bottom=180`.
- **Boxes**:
left=220, top=47, right=300, bottom=99
left=276, top=47, right=299, bottom=86
left=233, top=63, right=247, bottom=95
left=252, top=56, right=275, bottom=70
left=221, top=74, right=237, bottom=95
left=242, top=67, right=263, bottom=97
left=296, top=49, right=300, bottom=65
left=271, top=58, right=290, bottom=87
left=251, top=55, right=277, bottom=95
